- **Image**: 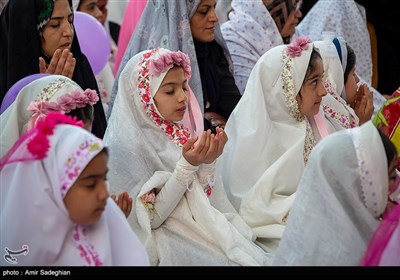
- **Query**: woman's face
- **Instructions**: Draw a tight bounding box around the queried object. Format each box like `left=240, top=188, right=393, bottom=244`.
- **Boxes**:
left=190, top=0, right=218, bottom=43
left=296, top=57, right=327, bottom=117
left=41, top=0, right=74, bottom=58
left=78, top=0, right=104, bottom=23
left=280, top=0, right=302, bottom=39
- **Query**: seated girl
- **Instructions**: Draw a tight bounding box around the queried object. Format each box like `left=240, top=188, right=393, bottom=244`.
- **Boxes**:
left=0, top=113, right=149, bottom=266
left=104, top=47, right=270, bottom=266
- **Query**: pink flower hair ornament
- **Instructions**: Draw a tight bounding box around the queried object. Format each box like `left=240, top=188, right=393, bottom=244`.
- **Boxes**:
left=0, top=113, right=83, bottom=170
left=149, top=50, right=192, bottom=79
left=26, top=89, right=99, bottom=130
left=27, top=113, right=83, bottom=160
left=286, top=36, right=312, bottom=58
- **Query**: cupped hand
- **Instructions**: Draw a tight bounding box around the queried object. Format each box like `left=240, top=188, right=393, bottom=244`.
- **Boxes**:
left=182, top=130, right=215, bottom=165
left=39, top=49, right=76, bottom=79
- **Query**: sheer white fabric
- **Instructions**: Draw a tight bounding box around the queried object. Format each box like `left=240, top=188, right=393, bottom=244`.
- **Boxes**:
left=221, top=0, right=282, bottom=94
left=314, top=39, right=359, bottom=130
left=104, top=48, right=270, bottom=266
left=273, top=121, right=388, bottom=265
left=295, top=0, right=372, bottom=84
left=0, top=124, right=149, bottom=266
left=0, top=75, right=85, bottom=158
left=218, top=42, right=328, bottom=252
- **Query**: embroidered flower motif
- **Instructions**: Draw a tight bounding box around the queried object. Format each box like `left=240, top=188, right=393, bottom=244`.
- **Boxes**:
left=73, top=225, right=103, bottom=266
left=140, top=190, right=160, bottom=219
left=322, top=80, right=358, bottom=128
left=281, top=51, right=304, bottom=122
left=136, top=49, right=192, bottom=147
left=60, top=140, right=102, bottom=198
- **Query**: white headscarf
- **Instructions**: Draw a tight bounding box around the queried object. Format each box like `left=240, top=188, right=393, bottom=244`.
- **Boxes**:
left=295, top=0, right=372, bottom=85
left=273, top=121, right=388, bottom=265
left=218, top=37, right=326, bottom=252
left=104, top=48, right=270, bottom=266
left=72, top=0, right=79, bottom=11
left=221, top=0, right=283, bottom=94
left=0, top=75, right=97, bottom=158
left=313, top=37, right=359, bottom=130
left=0, top=116, right=149, bottom=266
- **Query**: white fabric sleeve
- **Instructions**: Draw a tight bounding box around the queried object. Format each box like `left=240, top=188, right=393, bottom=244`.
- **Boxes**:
left=197, top=161, right=216, bottom=188
left=150, top=157, right=199, bottom=229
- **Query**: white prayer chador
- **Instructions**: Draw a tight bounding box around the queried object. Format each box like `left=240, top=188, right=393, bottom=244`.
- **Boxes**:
left=315, top=33, right=385, bottom=119
left=218, top=39, right=327, bottom=252
left=295, top=0, right=372, bottom=84
left=313, top=38, right=359, bottom=131
left=273, top=121, right=388, bottom=265
left=0, top=75, right=94, bottom=158
left=0, top=120, right=149, bottom=266
left=221, top=0, right=283, bottom=94
left=104, top=48, right=270, bottom=266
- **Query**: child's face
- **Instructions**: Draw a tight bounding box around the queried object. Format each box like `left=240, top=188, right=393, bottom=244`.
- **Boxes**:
left=344, top=66, right=360, bottom=107
left=153, top=66, right=188, bottom=122
left=41, top=0, right=74, bottom=58
left=296, top=57, right=327, bottom=117
left=63, top=150, right=109, bottom=225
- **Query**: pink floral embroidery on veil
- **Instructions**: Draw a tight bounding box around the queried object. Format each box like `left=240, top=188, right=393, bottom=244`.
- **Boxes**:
left=286, top=36, right=311, bottom=58
left=73, top=225, right=103, bottom=266
left=136, top=48, right=191, bottom=147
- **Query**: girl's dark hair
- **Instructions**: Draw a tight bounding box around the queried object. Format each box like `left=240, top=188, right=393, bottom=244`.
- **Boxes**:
left=344, top=44, right=356, bottom=84
left=66, top=105, right=94, bottom=125
left=304, top=48, right=322, bottom=82
left=377, top=128, right=398, bottom=166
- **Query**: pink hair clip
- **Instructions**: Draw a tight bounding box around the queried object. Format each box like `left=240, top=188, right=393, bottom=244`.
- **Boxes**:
left=286, top=36, right=312, bottom=58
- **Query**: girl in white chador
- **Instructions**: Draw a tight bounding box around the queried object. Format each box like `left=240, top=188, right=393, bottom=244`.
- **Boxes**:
left=0, top=75, right=98, bottom=158
left=104, top=47, right=270, bottom=266
left=0, top=113, right=149, bottom=266
left=273, top=121, right=398, bottom=265
left=295, top=0, right=386, bottom=115
left=314, top=36, right=371, bottom=131
left=219, top=37, right=330, bottom=252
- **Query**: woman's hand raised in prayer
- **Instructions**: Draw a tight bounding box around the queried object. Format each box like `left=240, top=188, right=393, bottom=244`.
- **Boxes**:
left=39, top=48, right=76, bottom=79
left=182, top=129, right=227, bottom=166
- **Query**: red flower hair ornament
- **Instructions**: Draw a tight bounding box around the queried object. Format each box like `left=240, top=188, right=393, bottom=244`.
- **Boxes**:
left=27, top=113, right=83, bottom=159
